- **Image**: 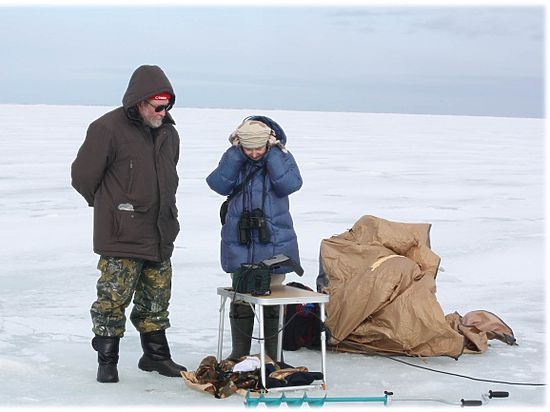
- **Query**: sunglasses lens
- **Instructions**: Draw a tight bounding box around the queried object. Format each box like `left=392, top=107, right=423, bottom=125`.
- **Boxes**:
left=155, top=104, right=172, bottom=113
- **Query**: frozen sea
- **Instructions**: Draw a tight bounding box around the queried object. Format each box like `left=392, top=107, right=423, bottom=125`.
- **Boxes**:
left=0, top=105, right=546, bottom=409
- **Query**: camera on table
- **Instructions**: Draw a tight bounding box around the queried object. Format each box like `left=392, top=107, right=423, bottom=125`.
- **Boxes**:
left=238, top=208, right=270, bottom=244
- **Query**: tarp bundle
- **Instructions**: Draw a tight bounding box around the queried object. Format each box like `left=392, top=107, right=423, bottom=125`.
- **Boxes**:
left=318, top=215, right=515, bottom=358
left=181, top=355, right=323, bottom=398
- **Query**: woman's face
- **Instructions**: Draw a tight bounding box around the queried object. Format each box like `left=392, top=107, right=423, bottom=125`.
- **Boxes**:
left=242, top=145, right=268, bottom=161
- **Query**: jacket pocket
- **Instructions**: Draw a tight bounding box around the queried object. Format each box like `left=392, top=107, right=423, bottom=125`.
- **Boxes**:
left=113, top=205, right=151, bottom=244
left=162, top=205, right=180, bottom=244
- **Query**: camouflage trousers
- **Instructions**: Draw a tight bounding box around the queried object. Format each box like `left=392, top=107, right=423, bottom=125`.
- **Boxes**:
left=91, top=256, right=172, bottom=337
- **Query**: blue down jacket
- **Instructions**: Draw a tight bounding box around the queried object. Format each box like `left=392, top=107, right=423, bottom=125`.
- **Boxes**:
left=206, top=137, right=302, bottom=274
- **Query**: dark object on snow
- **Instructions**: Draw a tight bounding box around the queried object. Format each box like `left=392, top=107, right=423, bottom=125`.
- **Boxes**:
left=181, top=356, right=323, bottom=398
left=138, top=329, right=187, bottom=377
left=92, top=335, right=120, bottom=383
left=282, top=282, right=322, bottom=351
left=182, top=356, right=259, bottom=398
left=265, top=361, right=323, bottom=388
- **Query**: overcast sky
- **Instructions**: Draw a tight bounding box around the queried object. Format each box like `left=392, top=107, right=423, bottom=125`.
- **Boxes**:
left=0, top=5, right=544, bottom=117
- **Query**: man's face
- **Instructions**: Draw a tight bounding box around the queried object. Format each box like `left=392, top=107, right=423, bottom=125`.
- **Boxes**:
left=138, top=99, right=169, bottom=128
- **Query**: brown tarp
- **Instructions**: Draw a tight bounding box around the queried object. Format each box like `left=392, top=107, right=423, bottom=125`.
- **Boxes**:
left=319, top=215, right=515, bottom=358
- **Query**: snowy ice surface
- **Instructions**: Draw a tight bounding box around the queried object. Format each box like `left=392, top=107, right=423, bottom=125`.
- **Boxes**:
left=0, top=105, right=546, bottom=409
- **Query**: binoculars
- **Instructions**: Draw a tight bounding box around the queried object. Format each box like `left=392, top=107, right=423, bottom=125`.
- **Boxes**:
left=238, top=208, right=270, bottom=244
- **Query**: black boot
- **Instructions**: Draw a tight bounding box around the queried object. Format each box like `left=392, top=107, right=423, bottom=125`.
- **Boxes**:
left=92, top=335, right=120, bottom=383
left=228, top=303, right=255, bottom=361
left=138, top=330, right=187, bottom=377
left=264, top=306, right=282, bottom=362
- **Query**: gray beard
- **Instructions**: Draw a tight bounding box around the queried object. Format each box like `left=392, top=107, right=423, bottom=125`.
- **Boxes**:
left=146, top=118, right=163, bottom=129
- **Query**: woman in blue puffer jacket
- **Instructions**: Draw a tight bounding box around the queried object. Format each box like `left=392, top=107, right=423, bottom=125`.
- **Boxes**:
left=206, top=115, right=302, bottom=361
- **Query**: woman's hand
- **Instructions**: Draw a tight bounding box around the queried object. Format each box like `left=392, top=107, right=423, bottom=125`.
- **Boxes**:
left=268, top=135, right=288, bottom=153
left=228, top=132, right=240, bottom=146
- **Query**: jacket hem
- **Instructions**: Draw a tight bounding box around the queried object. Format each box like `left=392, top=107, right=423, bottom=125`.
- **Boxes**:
left=94, top=249, right=162, bottom=262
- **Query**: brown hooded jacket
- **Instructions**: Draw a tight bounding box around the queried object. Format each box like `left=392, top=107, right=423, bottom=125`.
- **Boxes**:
left=71, top=65, right=180, bottom=262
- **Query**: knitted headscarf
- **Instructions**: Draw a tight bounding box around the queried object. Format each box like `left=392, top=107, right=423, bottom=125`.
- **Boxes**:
left=229, top=120, right=272, bottom=149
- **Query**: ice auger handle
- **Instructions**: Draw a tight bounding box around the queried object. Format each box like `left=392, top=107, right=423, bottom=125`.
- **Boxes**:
left=488, top=390, right=509, bottom=399
left=461, top=399, right=483, bottom=407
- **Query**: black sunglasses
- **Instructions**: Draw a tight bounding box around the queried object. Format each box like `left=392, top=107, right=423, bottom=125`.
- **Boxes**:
left=145, top=100, right=172, bottom=113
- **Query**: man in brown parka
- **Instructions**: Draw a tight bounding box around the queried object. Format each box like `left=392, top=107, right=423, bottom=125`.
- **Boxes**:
left=71, top=65, right=186, bottom=383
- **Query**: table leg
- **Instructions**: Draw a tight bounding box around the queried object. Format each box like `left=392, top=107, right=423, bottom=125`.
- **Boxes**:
left=277, top=305, right=284, bottom=362
left=217, top=295, right=227, bottom=361
left=257, top=303, right=266, bottom=389
left=320, top=302, right=327, bottom=388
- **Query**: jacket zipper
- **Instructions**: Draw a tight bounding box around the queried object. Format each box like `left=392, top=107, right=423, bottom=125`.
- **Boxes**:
left=127, top=160, right=135, bottom=193
left=144, top=126, right=164, bottom=261
left=153, top=145, right=164, bottom=261
left=247, top=175, right=255, bottom=263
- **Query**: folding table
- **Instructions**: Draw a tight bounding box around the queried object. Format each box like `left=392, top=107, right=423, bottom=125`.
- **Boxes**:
left=216, top=285, right=330, bottom=392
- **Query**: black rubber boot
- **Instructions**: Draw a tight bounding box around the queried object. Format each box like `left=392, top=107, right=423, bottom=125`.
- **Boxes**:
left=228, top=302, right=255, bottom=360
left=138, top=330, right=187, bottom=377
left=92, top=335, right=120, bottom=383
left=264, top=306, right=282, bottom=362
